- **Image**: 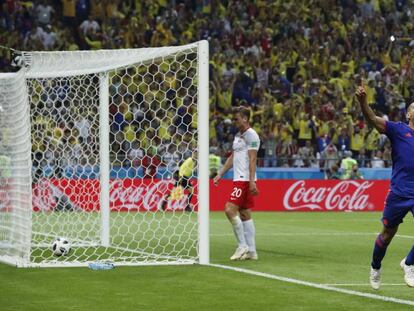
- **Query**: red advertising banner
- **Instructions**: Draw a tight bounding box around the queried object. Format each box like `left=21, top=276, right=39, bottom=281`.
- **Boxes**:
left=32, top=178, right=197, bottom=212
left=31, top=178, right=389, bottom=212
left=0, top=180, right=11, bottom=211
left=210, top=179, right=390, bottom=212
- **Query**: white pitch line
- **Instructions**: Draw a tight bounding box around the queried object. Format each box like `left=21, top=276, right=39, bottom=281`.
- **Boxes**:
left=210, top=232, right=376, bottom=237
left=321, top=283, right=407, bottom=287
left=209, top=264, right=414, bottom=306
left=210, top=232, right=414, bottom=239
left=395, top=234, right=414, bottom=239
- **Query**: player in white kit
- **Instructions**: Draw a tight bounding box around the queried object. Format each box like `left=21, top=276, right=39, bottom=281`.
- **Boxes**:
left=214, top=106, right=260, bottom=260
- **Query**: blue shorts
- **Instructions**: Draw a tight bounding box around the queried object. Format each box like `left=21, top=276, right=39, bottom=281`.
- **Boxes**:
left=382, top=191, right=414, bottom=228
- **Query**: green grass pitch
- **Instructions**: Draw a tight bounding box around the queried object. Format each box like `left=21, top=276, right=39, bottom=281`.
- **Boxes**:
left=2, top=212, right=414, bottom=310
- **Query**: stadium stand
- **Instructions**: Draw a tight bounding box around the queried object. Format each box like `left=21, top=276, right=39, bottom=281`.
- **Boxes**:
left=0, top=0, right=413, bottom=178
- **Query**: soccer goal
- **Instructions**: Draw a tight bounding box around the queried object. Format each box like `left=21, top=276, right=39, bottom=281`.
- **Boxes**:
left=0, top=41, right=209, bottom=267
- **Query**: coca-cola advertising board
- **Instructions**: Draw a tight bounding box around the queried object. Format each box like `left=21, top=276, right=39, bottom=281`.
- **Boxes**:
left=32, top=178, right=197, bottom=212
left=210, top=179, right=390, bottom=212
left=31, top=178, right=389, bottom=212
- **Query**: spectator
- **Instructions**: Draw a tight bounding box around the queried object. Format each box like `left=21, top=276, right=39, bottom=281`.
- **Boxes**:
left=298, top=113, right=313, bottom=147
left=365, top=127, right=380, bottom=159
left=127, top=140, right=144, bottom=169
left=141, top=147, right=161, bottom=179
left=316, top=133, right=331, bottom=153
left=262, top=129, right=277, bottom=167
left=360, top=0, right=375, bottom=20
left=345, top=164, right=364, bottom=180
left=321, top=143, right=338, bottom=178
left=61, top=0, right=76, bottom=28
left=371, top=150, right=385, bottom=168
left=329, top=164, right=342, bottom=180
left=79, top=14, right=100, bottom=35
left=277, top=140, right=298, bottom=167
left=209, top=147, right=221, bottom=179
left=162, top=144, right=181, bottom=178
left=232, top=67, right=254, bottom=105
left=76, top=0, right=90, bottom=24
left=2, top=1, right=414, bottom=171
left=74, top=114, right=91, bottom=145
left=23, top=24, right=45, bottom=50
left=340, top=151, right=358, bottom=178
left=41, top=24, right=57, bottom=50
left=298, top=140, right=314, bottom=167
left=35, top=0, right=54, bottom=26
left=356, top=148, right=368, bottom=168
left=335, top=127, right=349, bottom=154
left=350, top=125, right=366, bottom=158
left=174, top=97, right=194, bottom=134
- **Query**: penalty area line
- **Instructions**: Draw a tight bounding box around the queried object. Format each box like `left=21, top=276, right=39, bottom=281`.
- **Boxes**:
left=209, top=264, right=414, bottom=306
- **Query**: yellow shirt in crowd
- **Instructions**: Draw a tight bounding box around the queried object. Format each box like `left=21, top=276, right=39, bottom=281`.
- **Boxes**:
left=351, top=132, right=365, bottom=151
left=179, top=157, right=194, bottom=178
left=365, top=129, right=380, bottom=151
left=62, top=0, right=75, bottom=17
left=299, top=119, right=312, bottom=140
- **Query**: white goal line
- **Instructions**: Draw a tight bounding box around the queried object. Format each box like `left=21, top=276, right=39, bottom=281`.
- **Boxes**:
left=209, top=264, right=414, bottom=306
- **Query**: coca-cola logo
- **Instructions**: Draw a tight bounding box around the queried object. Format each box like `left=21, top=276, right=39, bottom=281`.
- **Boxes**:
left=32, top=179, right=192, bottom=212
left=283, top=180, right=374, bottom=211
left=110, top=180, right=189, bottom=211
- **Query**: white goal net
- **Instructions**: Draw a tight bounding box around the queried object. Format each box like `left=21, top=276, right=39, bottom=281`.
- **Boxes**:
left=0, top=71, right=32, bottom=266
left=0, top=41, right=209, bottom=267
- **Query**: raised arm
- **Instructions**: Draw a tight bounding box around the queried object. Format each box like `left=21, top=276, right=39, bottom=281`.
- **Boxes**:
left=355, top=83, right=386, bottom=134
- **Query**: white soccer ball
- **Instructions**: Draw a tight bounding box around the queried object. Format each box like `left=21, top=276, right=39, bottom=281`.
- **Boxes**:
left=11, top=54, right=25, bottom=68
left=52, top=237, right=71, bottom=256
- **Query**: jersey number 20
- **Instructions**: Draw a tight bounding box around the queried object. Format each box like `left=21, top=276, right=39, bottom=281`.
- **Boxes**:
left=231, top=187, right=242, bottom=198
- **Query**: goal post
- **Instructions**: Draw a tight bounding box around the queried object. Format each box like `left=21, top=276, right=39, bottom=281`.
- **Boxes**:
left=99, top=72, right=110, bottom=248
left=197, top=40, right=209, bottom=265
left=0, top=41, right=209, bottom=267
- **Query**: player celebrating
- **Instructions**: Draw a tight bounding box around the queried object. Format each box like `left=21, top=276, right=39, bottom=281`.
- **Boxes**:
left=356, top=81, right=414, bottom=289
left=213, top=106, right=260, bottom=260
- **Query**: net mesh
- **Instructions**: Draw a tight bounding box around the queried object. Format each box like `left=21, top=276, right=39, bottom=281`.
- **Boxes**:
left=21, top=44, right=202, bottom=266
left=0, top=71, right=32, bottom=265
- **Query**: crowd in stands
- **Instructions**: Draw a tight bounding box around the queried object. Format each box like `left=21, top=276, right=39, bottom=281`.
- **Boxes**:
left=1, top=0, right=414, bottom=178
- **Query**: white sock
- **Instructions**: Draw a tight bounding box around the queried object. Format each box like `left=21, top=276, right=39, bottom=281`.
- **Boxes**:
left=243, top=219, right=256, bottom=253
left=231, top=216, right=247, bottom=247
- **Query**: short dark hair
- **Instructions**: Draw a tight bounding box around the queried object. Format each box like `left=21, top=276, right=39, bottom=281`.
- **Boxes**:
left=233, top=106, right=251, bottom=121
